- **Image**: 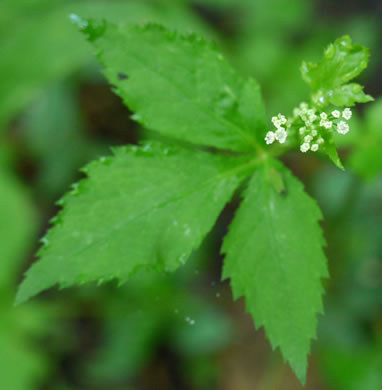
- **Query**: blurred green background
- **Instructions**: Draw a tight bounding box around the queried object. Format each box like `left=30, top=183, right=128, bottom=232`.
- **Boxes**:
left=1, top=0, right=381, bottom=389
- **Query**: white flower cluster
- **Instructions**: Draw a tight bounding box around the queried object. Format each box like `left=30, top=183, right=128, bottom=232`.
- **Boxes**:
left=265, top=113, right=288, bottom=145
left=293, top=103, right=352, bottom=153
left=264, top=105, right=352, bottom=154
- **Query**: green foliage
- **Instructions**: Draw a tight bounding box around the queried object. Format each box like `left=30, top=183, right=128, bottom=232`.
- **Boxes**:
left=222, top=160, right=328, bottom=384
left=15, top=17, right=375, bottom=385
left=78, top=21, right=266, bottom=151
left=17, top=142, right=248, bottom=304
left=301, top=35, right=373, bottom=108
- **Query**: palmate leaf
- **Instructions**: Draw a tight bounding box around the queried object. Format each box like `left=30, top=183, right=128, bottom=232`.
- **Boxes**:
left=73, top=18, right=267, bottom=151
left=16, top=142, right=251, bottom=304
left=301, top=35, right=373, bottom=108
left=222, top=160, right=328, bottom=383
left=16, top=18, right=335, bottom=384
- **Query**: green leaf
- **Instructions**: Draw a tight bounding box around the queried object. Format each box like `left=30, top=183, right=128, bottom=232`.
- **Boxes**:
left=222, top=160, right=328, bottom=383
left=328, top=83, right=373, bottom=107
left=301, top=35, right=372, bottom=107
left=76, top=20, right=266, bottom=151
left=17, top=142, right=252, bottom=303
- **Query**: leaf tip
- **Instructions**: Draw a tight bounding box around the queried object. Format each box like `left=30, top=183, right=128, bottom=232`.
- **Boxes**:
left=288, top=353, right=308, bottom=386
left=296, top=368, right=307, bottom=386
left=334, top=156, right=345, bottom=171
left=69, top=14, right=106, bottom=42
left=14, top=283, right=32, bottom=306
left=15, top=264, right=53, bottom=305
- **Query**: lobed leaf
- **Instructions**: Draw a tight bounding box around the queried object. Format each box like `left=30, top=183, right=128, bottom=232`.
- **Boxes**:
left=301, top=35, right=372, bottom=107
left=222, top=160, right=328, bottom=383
left=75, top=19, right=267, bottom=151
left=17, top=142, right=251, bottom=303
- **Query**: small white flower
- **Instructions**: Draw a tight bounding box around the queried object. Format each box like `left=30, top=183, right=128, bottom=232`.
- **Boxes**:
left=320, top=112, right=328, bottom=120
left=311, top=144, right=319, bottom=152
left=304, top=135, right=313, bottom=143
left=300, top=102, right=308, bottom=111
left=265, top=131, right=276, bottom=144
left=272, top=116, right=282, bottom=128
left=275, top=128, right=288, bottom=144
left=307, top=109, right=317, bottom=122
left=312, top=129, right=318, bottom=136
left=331, top=110, right=340, bottom=118
left=317, top=137, right=325, bottom=144
left=300, top=143, right=310, bottom=153
left=278, top=113, right=287, bottom=125
left=299, top=127, right=306, bottom=135
left=337, top=120, right=350, bottom=135
left=342, top=107, right=352, bottom=120
left=320, top=119, right=333, bottom=129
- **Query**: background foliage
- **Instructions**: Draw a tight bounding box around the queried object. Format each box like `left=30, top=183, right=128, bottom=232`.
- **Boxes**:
left=1, top=0, right=381, bottom=389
